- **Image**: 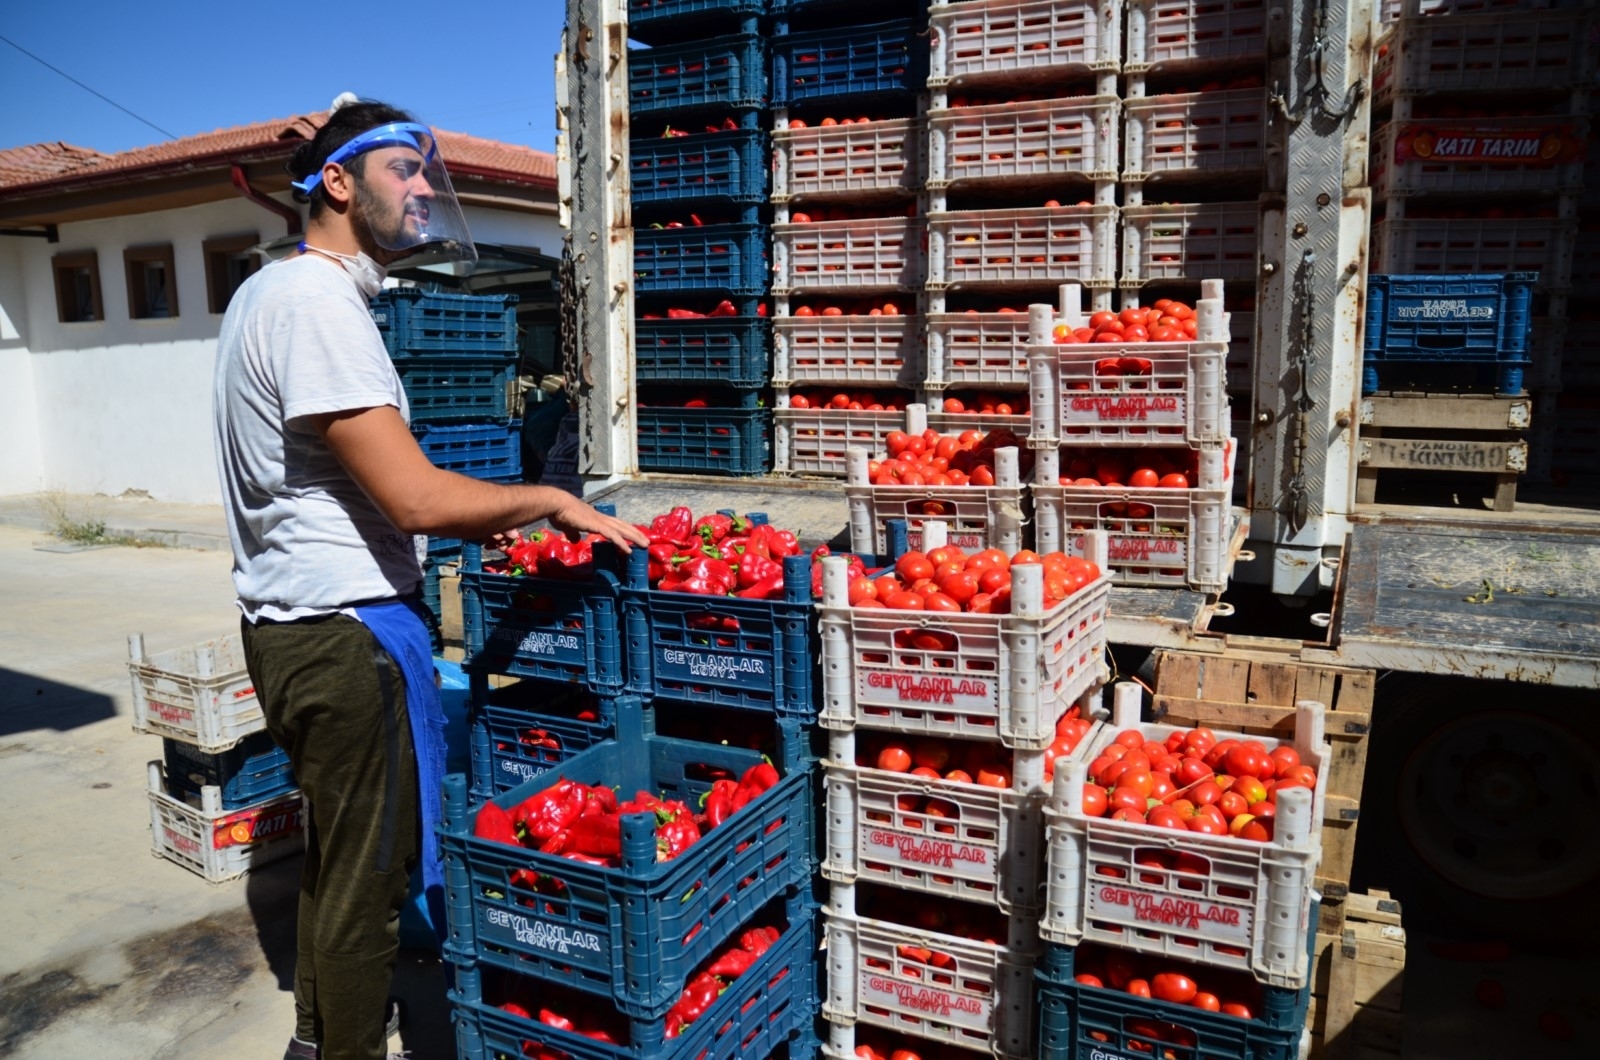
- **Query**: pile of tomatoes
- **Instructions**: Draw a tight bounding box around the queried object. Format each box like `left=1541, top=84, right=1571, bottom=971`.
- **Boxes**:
left=786, top=388, right=908, bottom=412
left=858, top=712, right=1094, bottom=790
left=848, top=544, right=1101, bottom=614
left=853, top=1038, right=977, bottom=1060
left=869, top=427, right=1028, bottom=487
left=939, top=392, right=1029, bottom=416
left=788, top=203, right=918, bottom=223
left=786, top=115, right=889, bottom=130
left=1053, top=447, right=1202, bottom=491
left=1077, top=725, right=1319, bottom=843
left=789, top=299, right=904, bottom=317
left=1073, top=944, right=1269, bottom=1023
left=1052, top=300, right=1201, bottom=344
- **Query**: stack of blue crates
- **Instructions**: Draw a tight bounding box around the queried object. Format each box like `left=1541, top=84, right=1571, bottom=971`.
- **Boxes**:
left=445, top=495, right=822, bottom=1060
left=1362, top=272, right=1538, bottom=395
left=370, top=286, right=524, bottom=645
left=163, top=730, right=297, bottom=811
left=628, top=0, right=775, bottom=475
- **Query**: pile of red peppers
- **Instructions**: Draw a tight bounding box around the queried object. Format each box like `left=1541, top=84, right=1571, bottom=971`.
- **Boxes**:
left=488, top=528, right=605, bottom=581
left=472, top=759, right=781, bottom=867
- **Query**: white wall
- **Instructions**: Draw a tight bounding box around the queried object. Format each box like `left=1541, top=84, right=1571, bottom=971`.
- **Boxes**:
left=2, top=191, right=557, bottom=505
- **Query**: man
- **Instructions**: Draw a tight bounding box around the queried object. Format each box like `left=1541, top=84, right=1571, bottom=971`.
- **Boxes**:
left=213, top=96, right=646, bottom=1060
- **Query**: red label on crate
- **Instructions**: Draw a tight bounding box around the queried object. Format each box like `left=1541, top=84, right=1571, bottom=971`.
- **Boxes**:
left=1393, top=122, right=1585, bottom=165
left=1089, top=884, right=1253, bottom=945
left=163, top=826, right=201, bottom=855
left=907, top=529, right=987, bottom=553
left=861, top=671, right=995, bottom=710
left=862, top=974, right=990, bottom=1028
left=866, top=829, right=990, bottom=870
left=211, top=797, right=305, bottom=850
left=1064, top=394, right=1183, bottom=424
left=149, top=700, right=196, bottom=724
left=1075, top=535, right=1188, bottom=567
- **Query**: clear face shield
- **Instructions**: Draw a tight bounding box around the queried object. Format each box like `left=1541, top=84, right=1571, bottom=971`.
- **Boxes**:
left=293, top=122, right=477, bottom=267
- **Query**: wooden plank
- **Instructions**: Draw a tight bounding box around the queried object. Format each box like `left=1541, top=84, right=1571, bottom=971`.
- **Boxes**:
left=1150, top=696, right=1372, bottom=747
left=1362, top=395, right=1531, bottom=432
left=1358, top=435, right=1528, bottom=474
left=1308, top=891, right=1406, bottom=1060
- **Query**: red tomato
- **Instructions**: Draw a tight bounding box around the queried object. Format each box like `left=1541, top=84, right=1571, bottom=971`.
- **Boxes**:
left=1120, top=769, right=1155, bottom=798
left=895, top=552, right=934, bottom=582
left=1269, top=745, right=1302, bottom=776
left=884, top=592, right=925, bottom=610
left=877, top=746, right=912, bottom=772
left=1225, top=745, right=1275, bottom=781
left=1128, top=468, right=1160, bottom=488
left=1081, top=784, right=1108, bottom=816
left=1191, top=992, right=1221, bottom=1013
left=1125, top=979, right=1152, bottom=999
left=1089, top=310, right=1118, bottom=330
left=1075, top=974, right=1104, bottom=988
left=1190, top=779, right=1223, bottom=806
left=1182, top=727, right=1216, bottom=755
left=923, top=592, right=962, bottom=613
left=1151, top=973, right=1197, bottom=1004
left=1221, top=1002, right=1254, bottom=1020
left=1147, top=806, right=1187, bottom=831
left=1114, top=729, right=1145, bottom=750
left=1174, top=757, right=1213, bottom=786
left=847, top=577, right=878, bottom=605
left=1188, top=813, right=1226, bottom=835
left=1237, top=818, right=1272, bottom=842
left=1218, top=791, right=1249, bottom=819
left=1108, top=786, right=1148, bottom=815
left=975, top=766, right=1010, bottom=788
left=1159, top=472, right=1190, bottom=489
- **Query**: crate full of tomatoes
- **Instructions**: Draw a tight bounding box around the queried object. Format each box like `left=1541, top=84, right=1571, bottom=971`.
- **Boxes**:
left=1041, top=683, right=1330, bottom=990
left=440, top=698, right=814, bottom=1021
left=846, top=407, right=1031, bottom=556
left=822, top=884, right=1040, bottom=1060
left=820, top=713, right=1096, bottom=914
left=453, top=901, right=817, bottom=1060
left=817, top=524, right=1111, bottom=749
left=771, top=297, right=921, bottom=388
left=1026, top=282, right=1231, bottom=448
left=776, top=388, right=912, bottom=477
left=1031, top=442, right=1234, bottom=595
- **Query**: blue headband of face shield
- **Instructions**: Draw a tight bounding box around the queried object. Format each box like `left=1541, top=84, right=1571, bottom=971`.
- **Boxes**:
left=291, top=122, right=439, bottom=196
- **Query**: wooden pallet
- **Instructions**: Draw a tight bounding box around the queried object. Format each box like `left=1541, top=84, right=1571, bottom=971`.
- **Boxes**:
left=1307, top=890, right=1405, bottom=1060
left=1151, top=649, right=1375, bottom=934
left=1356, top=393, right=1532, bottom=512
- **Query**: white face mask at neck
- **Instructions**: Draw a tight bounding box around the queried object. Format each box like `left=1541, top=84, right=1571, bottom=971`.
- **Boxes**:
left=300, top=242, right=387, bottom=297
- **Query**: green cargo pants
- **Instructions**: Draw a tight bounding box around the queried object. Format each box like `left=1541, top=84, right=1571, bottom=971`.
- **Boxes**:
left=241, top=613, right=420, bottom=1060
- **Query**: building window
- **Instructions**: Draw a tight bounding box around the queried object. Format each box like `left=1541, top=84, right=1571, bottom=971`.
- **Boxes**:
left=124, top=244, right=179, bottom=319
left=203, top=233, right=261, bottom=314
left=52, top=251, right=104, bottom=323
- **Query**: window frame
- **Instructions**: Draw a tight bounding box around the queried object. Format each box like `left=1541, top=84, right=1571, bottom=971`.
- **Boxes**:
left=51, top=250, right=104, bottom=324
left=124, top=243, right=180, bottom=320
left=202, top=233, right=261, bottom=314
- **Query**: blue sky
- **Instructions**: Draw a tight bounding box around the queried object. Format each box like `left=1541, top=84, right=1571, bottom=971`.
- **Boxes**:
left=1, top=2, right=566, bottom=156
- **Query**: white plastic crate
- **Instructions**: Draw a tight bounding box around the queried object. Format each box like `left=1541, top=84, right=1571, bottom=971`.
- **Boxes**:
left=1373, top=11, right=1597, bottom=106
left=846, top=441, right=1028, bottom=555
left=1032, top=445, right=1234, bottom=594
left=926, top=310, right=1032, bottom=388
left=128, top=633, right=263, bottom=754
left=817, top=534, right=1111, bottom=750
left=821, top=902, right=1039, bottom=1060
left=928, top=0, right=1121, bottom=85
left=773, top=217, right=924, bottom=293
left=1124, top=0, right=1270, bottom=73
left=148, top=762, right=305, bottom=884
left=1371, top=216, right=1575, bottom=287
left=928, top=205, right=1119, bottom=290
left=1372, top=119, right=1589, bottom=199
left=773, top=313, right=923, bottom=387
left=1123, top=89, right=1267, bottom=182
left=773, top=118, right=923, bottom=201
left=1041, top=683, right=1330, bottom=990
left=1385, top=0, right=1585, bottom=17
left=1025, top=286, right=1231, bottom=447
left=775, top=404, right=908, bottom=477
left=1121, top=202, right=1260, bottom=287
left=821, top=741, right=1049, bottom=913
left=927, top=96, right=1120, bottom=188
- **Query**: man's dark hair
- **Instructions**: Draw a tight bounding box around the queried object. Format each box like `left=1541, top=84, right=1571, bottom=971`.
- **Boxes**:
left=287, top=99, right=417, bottom=218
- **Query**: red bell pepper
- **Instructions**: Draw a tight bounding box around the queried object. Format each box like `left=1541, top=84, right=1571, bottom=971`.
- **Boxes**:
left=514, top=778, right=586, bottom=842
left=736, top=552, right=782, bottom=590
left=707, top=299, right=738, bottom=317
left=738, top=926, right=781, bottom=956
left=736, top=575, right=784, bottom=599
left=538, top=1009, right=573, bottom=1032
left=700, top=779, right=738, bottom=829
left=473, top=802, right=520, bottom=846
left=706, top=947, right=758, bottom=979
left=647, top=506, right=695, bottom=545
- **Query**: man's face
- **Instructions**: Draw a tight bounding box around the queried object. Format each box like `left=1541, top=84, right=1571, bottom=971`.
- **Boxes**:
left=350, top=145, right=434, bottom=256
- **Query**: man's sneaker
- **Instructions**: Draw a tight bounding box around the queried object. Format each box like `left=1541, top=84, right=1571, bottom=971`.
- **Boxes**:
left=280, top=999, right=405, bottom=1060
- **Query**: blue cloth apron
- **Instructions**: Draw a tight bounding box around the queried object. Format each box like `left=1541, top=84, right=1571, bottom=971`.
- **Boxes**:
left=354, top=596, right=448, bottom=945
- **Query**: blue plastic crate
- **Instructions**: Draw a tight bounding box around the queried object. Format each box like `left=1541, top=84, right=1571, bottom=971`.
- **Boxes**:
left=469, top=677, right=615, bottom=798
left=370, top=289, right=520, bottom=357
left=770, top=20, right=925, bottom=107
left=635, top=315, right=771, bottom=387
left=428, top=536, right=463, bottom=562
left=629, top=34, right=768, bottom=117
left=458, top=542, right=626, bottom=694
left=438, top=697, right=816, bottom=1020
left=632, top=128, right=770, bottom=206
left=629, top=0, right=767, bottom=36
left=449, top=906, right=817, bottom=1060
left=622, top=549, right=815, bottom=718
left=636, top=405, right=772, bottom=475
left=414, top=421, right=523, bottom=480
left=163, top=731, right=296, bottom=810
left=634, top=222, right=771, bottom=296
left=421, top=559, right=445, bottom=654
left=1365, top=273, right=1536, bottom=360
left=396, top=358, right=518, bottom=424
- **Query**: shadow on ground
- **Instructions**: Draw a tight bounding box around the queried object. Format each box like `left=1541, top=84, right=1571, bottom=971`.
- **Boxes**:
left=0, top=667, right=117, bottom=738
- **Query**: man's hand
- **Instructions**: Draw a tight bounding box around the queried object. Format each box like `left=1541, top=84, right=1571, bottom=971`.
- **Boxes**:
left=548, top=497, right=650, bottom=553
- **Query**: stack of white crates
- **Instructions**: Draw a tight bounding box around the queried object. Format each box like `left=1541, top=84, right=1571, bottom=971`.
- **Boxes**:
left=129, top=632, right=304, bottom=883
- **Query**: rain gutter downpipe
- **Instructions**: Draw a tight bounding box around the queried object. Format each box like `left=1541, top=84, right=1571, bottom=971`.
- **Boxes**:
left=231, top=164, right=301, bottom=235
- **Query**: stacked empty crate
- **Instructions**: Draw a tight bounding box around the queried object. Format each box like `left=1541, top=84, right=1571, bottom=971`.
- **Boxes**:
left=128, top=632, right=304, bottom=883
left=370, top=285, right=524, bottom=644
left=1035, top=682, right=1330, bottom=1060
left=1370, top=0, right=1597, bottom=495
left=447, top=487, right=820, bottom=1057
left=628, top=2, right=773, bottom=475
left=814, top=520, right=1113, bottom=1060
left=770, top=2, right=932, bottom=474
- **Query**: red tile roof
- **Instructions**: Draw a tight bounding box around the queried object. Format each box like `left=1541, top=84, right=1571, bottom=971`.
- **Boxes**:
left=0, top=112, right=555, bottom=195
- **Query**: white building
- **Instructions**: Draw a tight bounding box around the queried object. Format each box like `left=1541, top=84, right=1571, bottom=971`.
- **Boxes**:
left=0, top=114, right=560, bottom=503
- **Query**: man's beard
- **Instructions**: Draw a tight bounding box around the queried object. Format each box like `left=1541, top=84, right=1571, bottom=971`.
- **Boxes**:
left=349, top=180, right=411, bottom=266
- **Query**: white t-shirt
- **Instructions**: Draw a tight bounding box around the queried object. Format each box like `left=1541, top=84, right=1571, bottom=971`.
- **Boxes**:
left=213, top=254, right=421, bottom=622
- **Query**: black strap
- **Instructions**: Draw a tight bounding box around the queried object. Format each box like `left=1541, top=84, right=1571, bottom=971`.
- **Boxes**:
left=373, top=647, right=401, bottom=874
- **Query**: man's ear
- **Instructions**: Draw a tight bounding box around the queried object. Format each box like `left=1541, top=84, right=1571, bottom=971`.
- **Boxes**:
left=320, top=162, right=355, bottom=206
